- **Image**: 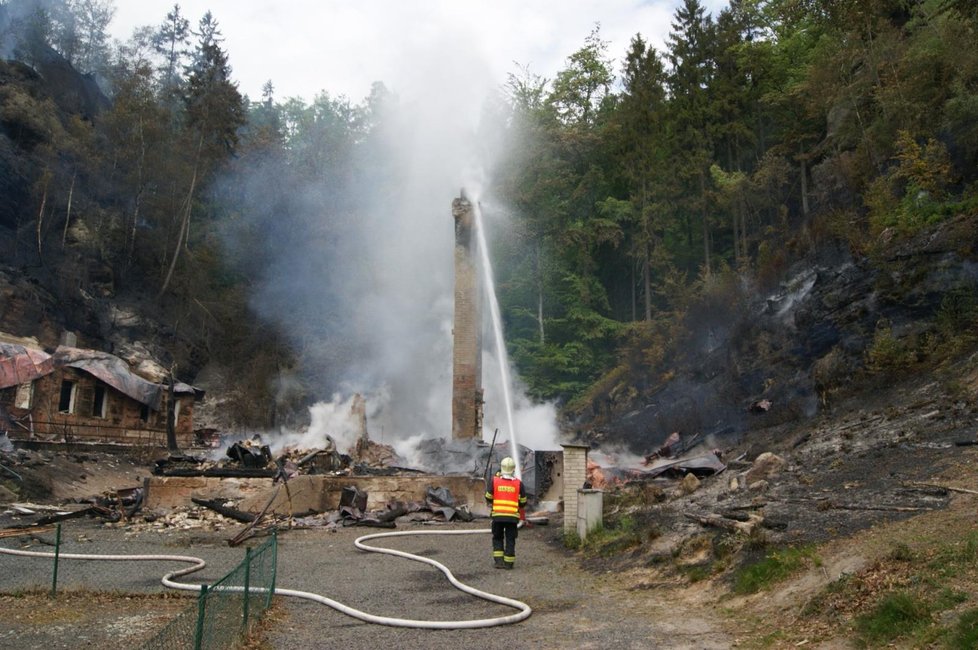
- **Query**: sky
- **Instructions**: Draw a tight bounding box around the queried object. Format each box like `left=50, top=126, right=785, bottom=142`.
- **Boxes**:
left=110, top=0, right=731, bottom=104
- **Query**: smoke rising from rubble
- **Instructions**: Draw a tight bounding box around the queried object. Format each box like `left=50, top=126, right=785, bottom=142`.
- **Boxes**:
left=223, top=25, right=561, bottom=462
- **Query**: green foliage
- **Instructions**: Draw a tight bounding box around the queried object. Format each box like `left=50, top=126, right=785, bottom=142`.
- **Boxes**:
left=575, top=514, right=649, bottom=558
left=563, top=530, right=582, bottom=549
left=732, top=546, right=819, bottom=594
left=6, top=0, right=978, bottom=421
left=854, top=591, right=933, bottom=647
left=865, top=319, right=914, bottom=373
left=949, top=608, right=978, bottom=650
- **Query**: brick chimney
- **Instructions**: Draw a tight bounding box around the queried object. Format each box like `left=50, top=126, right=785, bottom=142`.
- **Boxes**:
left=451, top=191, right=482, bottom=440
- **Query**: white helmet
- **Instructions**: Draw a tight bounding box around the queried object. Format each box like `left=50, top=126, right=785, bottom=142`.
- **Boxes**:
left=500, top=457, right=516, bottom=476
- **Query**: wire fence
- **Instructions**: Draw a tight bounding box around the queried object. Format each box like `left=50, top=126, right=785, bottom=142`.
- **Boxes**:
left=144, top=532, right=278, bottom=650
left=0, top=524, right=278, bottom=649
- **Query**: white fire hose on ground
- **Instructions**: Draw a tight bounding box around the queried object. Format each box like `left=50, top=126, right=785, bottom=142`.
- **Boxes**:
left=0, top=527, right=532, bottom=629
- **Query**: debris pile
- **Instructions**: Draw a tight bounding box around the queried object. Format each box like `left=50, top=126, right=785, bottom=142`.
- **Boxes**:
left=586, top=432, right=729, bottom=490
left=153, top=430, right=403, bottom=480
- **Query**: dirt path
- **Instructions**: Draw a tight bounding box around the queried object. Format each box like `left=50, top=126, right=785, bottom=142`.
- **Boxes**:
left=0, top=517, right=733, bottom=649
left=262, top=522, right=732, bottom=649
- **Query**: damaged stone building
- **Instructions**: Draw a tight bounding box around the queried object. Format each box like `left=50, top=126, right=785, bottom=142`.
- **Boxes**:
left=0, top=338, right=202, bottom=447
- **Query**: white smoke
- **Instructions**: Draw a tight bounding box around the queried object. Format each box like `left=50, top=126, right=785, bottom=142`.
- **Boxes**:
left=224, top=19, right=562, bottom=461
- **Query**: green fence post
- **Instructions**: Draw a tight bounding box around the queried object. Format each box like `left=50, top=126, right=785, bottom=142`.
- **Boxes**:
left=242, top=547, right=252, bottom=631
left=50, top=523, right=61, bottom=598
left=267, top=530, right=277, bottom=608
left=194, top=585, right=208, bottom=650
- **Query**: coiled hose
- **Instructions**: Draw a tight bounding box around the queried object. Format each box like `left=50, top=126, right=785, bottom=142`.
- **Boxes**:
left=0, top=527, right=532, bottom=629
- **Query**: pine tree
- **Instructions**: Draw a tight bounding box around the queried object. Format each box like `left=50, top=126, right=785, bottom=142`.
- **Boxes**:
left=616, top=34, right=674, bottom=321
left=666, top=0, right=717, bottom=275
left=151, top=3, right=190, bottom=95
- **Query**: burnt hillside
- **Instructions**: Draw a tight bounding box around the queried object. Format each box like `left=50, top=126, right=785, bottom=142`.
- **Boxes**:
left=572, top=213, right=978, bottom=456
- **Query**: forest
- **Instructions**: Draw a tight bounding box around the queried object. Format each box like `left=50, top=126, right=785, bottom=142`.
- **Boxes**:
left=1, top=0, right=977, bottom=426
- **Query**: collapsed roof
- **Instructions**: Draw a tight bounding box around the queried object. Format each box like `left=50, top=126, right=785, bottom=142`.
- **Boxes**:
left=0, top=343, right=54, bottom=389
left=0, top=343, right=201, bottom=411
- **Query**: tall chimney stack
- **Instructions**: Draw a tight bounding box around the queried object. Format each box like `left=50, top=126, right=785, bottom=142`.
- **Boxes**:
left=451, top=191, right=483, bottom=440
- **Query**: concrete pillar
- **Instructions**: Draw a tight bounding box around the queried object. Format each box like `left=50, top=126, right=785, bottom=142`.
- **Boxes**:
left=451, top=192, right=482, bottom=440
left=561, top=444, right=589, bottom=536
left=577, top=489, right=604, bottom=541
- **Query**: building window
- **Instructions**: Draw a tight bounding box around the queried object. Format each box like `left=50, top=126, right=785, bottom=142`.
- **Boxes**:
left=58, top=380, right=77, bottom=414
left=92, top=385, right=107, bottom=418
left=139, top=404, right=150, bottom=422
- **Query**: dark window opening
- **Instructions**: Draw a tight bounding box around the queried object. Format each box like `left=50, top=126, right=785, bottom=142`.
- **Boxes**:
left=139, top=404, right=150, bottom=422
left=58, top=380, right=76, bottom=413
left=92, top=385, right=107, bottom=418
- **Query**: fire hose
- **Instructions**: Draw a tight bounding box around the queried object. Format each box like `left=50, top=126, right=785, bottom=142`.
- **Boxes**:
left=0, top=527, right=532, bottom=629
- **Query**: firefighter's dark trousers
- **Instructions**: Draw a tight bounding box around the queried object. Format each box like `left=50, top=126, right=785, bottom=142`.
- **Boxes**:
left=491, top=518, right=519, bottom=568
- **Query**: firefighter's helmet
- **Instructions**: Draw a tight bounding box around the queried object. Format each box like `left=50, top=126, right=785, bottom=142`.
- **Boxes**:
left=500, top=457, right=516, bottom=475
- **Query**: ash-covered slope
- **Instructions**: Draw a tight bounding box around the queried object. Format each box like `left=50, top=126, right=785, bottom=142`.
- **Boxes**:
left=577, top=214, right=978, bottom=456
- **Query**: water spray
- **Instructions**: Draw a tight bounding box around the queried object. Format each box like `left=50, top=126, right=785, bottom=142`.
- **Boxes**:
left=472, top=200, right=521, bottom=478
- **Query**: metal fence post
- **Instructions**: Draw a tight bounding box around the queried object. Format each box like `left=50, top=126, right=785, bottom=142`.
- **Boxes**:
left=194, top=585, right=208, bottom=650
left=50, top=523, right=61, bottom=598
left=267, top=530, right=277, bottom=608
left=242, top=547, right=251, bottom=630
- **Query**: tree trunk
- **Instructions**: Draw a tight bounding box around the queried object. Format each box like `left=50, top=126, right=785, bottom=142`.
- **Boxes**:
left=535, top=243, right=545, bottom=344
left=61, top=173, right=75, bottom=250
left=158, top=155, right=199, bottom=298
left=126, top=118, right=147, bottom=270
left=643, top=243, right=652, bottom=322
left=630, top=262, right=637, bottom=322
left=165, top=370, right=178, bottom=453
left=700, top=171, right=711, bottom=277
left=36, top=177, right=49, bottom=262
left=800, top=153, right=810, bottom=217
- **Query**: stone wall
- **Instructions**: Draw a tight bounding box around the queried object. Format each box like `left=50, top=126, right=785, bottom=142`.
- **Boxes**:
left=145, top=474, right=489, bottom=516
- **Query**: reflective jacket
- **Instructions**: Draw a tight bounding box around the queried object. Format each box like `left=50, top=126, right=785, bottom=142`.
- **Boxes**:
left=485, top=474, right=527, bottom=520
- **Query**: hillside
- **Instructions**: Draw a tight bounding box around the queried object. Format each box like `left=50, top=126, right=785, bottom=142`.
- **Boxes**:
left=572, top=212, right=978, bottom=456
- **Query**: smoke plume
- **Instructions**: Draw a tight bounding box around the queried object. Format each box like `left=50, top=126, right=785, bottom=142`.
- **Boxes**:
left=223, top=21, right=561, bottom=460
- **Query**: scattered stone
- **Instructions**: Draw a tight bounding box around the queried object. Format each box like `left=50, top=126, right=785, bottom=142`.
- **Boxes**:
left=745, top=452, right=786, bottom=485
left=680, top=473, right=701, bottom=495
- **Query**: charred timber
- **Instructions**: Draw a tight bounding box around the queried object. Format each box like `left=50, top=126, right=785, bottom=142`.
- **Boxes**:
left=153, top=467, right=278, bottom=478
left=191, top=497, right=257, bottom=523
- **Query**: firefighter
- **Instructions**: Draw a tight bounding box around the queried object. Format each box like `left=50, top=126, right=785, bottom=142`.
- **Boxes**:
left=485, top=456, right=527, bottom=569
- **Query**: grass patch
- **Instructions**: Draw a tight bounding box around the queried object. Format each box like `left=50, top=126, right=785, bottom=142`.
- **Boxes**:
left=928, top=531, right=978, bottom=579
left=854, top=591, right=932, bottom=647
left=578, top=515, right=647, bottom=557
left=732, top=545, right=819, bottom=595
left=682, top=565, right=711, bottom=583
left=948, top=607, right=978, bottom=650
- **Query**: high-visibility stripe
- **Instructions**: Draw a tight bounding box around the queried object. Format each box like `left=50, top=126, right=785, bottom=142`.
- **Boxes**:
left=491, top=476, right=523, bottom=517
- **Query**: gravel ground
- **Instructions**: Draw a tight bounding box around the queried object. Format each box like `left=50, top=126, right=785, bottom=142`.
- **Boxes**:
left=0, top=517, right=731, bottom=649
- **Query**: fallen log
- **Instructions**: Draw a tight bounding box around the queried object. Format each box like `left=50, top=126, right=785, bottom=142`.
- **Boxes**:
left=191, top=497, right=257, bottom=523
left=718, top=510, right=786, bottom=530
left=830, top=504, right=933, bottom=512
left=0, top=525, right=55, bottom=539
left=904, top=481, right=978, bottom=496
left=683, top=511, right=763, bottom=534
left=36, top=506, right=95, bottom=526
